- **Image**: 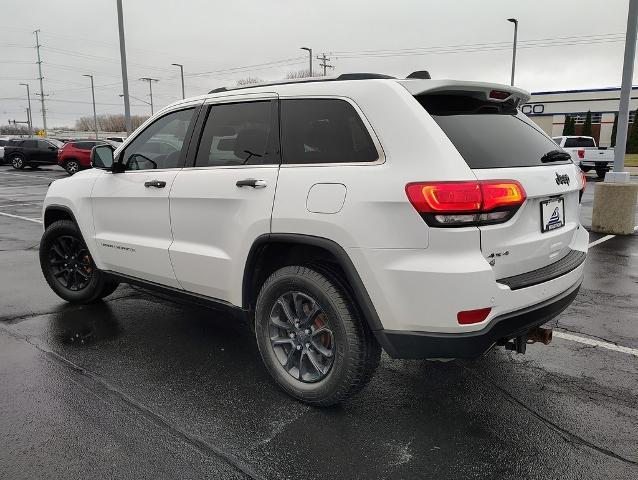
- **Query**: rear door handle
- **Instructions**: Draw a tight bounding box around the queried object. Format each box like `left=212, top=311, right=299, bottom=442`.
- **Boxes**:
left=144, top=180, right=166, bottom=188
left=236, top=179, right=267, bottom=188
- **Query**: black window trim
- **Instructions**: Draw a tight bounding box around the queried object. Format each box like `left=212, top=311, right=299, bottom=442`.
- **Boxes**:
left=278, top=95, right=385, bottom=168
left=115, top=103, right=203, bottom=173
left=185, top=97, right=281, bottom=169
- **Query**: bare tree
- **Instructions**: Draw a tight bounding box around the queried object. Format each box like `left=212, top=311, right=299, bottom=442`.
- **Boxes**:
left=0, top=125, right=30, bottom=135
left=285, top=69, right=313, bottom=79
left=75, top=114, right=148, bottom=132
left=236, top=76, right=263, bottom=86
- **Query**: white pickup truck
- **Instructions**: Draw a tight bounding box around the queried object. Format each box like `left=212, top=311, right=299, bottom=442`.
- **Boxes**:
left=552, top=135, right=614, bottom=178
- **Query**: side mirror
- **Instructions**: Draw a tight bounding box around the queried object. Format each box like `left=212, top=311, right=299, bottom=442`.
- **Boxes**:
left=91, top=144, right=115, bottom=170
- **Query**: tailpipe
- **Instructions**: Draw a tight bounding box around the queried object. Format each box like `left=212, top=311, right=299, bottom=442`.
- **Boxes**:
left=527, top=326, right=553, bottom=345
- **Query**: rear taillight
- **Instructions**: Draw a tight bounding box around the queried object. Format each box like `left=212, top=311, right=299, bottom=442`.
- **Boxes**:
left=577, top=149, right=585, bottom=159
left=405, top=180, right=526, bottom=227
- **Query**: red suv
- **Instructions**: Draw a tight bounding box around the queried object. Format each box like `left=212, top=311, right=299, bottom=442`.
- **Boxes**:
left=58, top=140, right=107, bottom=175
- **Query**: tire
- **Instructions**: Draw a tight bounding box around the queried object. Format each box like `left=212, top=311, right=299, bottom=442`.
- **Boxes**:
left=65, top=159, right=80, bottom=175
left=11, top=155, right=25, bottom=170
left=254, top=265, right=381, bottom=406
left=596, top=169, right=606, bottom=179
left=39, top=220, right=119, bottom=304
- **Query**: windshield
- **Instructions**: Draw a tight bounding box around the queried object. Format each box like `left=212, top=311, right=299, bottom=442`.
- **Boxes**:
left=46, top=139, right=64, bottom=148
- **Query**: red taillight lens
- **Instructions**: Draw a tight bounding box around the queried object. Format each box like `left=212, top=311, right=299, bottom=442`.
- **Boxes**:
left=406, top=180, right=526, bottom=227
left=457, top=307, right=492, bottom=325
left=577, top=149, right=585, bottom=159
left=406, top=182, right=481, bottom=212
left=481, top=181, right=526, bottom=211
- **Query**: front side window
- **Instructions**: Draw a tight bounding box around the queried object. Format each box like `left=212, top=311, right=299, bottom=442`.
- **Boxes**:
left=280, top=99, right=378, bottom=164
left=23, top=140, right=37, bottom=148
left=195, top=101, right=276, bottom=167
left=120, top=108, right=194, bottom=170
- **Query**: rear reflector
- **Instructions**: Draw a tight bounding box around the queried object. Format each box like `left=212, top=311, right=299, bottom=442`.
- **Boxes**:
left=406, top=180, right=526, bottom=227
left=457, top=307, right=492, bottom=325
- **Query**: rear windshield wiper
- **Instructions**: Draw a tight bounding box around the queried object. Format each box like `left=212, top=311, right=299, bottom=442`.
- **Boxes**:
left=541, top=150, right=572, bottom=163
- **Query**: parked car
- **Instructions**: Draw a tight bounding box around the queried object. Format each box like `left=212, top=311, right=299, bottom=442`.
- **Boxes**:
left=4, top=138, right=64, bottom=169
left=40, top=74, right=588, bottom=405
left=552, top=135, right=614, bottom=178
left=58, top=140, right=108, bottom=175
left=0, top=138, right=11, bottom=164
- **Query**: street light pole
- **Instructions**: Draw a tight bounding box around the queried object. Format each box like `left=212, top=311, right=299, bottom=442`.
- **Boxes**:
left=507, top=18, right=518, bottom=86
left=116, top=0, right=132, bottom=135
left=301, top=47, right=313, bottom=77
left=19, top=83, right=32, bottom=136
left=140, top=77, right=158, bottom=115
left=83, top=74, right=98, bottom=139
left=171, top=63, right=185, bottom=99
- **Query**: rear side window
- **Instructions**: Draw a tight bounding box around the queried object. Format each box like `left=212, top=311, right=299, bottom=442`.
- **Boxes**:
left=280, top=99, right=378, bottom=164
left=417, top=93, right=570, bottom=169
left=75, top=142, right=96, bottom=150
left=195, top=101, right=277, bottom=167
left=564, top=137, right=595, bottom=148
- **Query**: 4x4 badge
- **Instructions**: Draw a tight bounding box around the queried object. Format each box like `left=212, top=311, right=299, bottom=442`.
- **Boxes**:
left=555, top=173, right=570, bottom=186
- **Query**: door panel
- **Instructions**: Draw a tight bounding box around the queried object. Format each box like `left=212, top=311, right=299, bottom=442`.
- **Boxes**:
left=169, top=166, right=279, bottom=302
left=169, top=96, right=279, bottom=305
left=92, top=170, right=182, bottom=287
left=90, top=106, right=198, bottom=287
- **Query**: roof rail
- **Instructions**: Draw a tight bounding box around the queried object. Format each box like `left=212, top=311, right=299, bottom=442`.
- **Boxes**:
left=207, top=72, right=396, bottom=94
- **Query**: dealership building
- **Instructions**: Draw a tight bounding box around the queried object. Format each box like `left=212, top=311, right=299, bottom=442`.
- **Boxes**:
left=524, top=86, right=638, bottom=147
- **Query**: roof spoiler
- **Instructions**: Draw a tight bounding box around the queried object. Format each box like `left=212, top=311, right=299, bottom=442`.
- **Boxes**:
left=406, top=71, right=431, bottom=79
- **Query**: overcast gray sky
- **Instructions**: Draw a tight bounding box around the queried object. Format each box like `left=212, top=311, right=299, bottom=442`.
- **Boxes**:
left=0, top=0, right=634, bottom=128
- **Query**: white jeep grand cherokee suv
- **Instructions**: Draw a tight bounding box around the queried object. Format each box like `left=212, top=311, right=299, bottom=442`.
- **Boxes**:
left=40, top=73, right=588, bottom=405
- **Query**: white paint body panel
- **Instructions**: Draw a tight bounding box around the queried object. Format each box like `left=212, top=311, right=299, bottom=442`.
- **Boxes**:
left=169, top=165, right=279, bottom=304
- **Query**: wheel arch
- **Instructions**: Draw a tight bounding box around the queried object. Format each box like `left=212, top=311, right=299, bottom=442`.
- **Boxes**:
left=242, top=234, right=383, bottom=331
left=44, top=205, right=78, bottom=229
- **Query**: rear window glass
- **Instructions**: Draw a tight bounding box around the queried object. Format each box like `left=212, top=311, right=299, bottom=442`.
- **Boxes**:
left=281, top=99, right=378, bottom=164
left=417, top=94, right=571, bottom=169
left=564, top=137, right=595, bottom=148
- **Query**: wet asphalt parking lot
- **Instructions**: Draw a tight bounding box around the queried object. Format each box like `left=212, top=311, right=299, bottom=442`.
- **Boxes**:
left=0, top=164, right=636, bottom=480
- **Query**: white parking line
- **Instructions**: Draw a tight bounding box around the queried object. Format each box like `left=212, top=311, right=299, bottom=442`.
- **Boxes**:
left=587, top=225, right=638, bottom=248
left=0, top=211, right=43, bottom=224
left=0, top=202, right=42, bottom=208
left=0, top=171, right=60, bottom=181
left=554, top=331, right=638, bottom=357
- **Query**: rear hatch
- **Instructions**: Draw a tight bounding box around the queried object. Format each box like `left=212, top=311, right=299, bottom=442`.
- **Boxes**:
left=411, top=84, right=582, bottom=279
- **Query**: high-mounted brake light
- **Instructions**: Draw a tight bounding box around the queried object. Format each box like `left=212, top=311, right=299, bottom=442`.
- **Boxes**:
left=489, top=90, right=510, bottom=100
left=405, top=180, right=526, bottom=227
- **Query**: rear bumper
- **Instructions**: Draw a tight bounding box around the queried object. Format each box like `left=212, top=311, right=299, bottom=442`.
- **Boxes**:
left=375, top=277, right=582, bottom=359
left=580, top=161, right=611, bottom=168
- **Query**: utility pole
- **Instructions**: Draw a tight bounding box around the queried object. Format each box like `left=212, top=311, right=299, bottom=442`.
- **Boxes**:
left=34, top=29, right=47, bottom=137
left=507, top=18, right=518, bottom=86
left=171, top=63, right=185, bottom=99
left=19, top=83, right=32, bottom=135
left=116, top=0, right=132, bottom=135
left=83, top=74, right=98, bottom=139
left=300, top=47, right=313, bottom=77
left=140, top=77, right=158, bottom=115
left=316, top=53, right=334, bottom=76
